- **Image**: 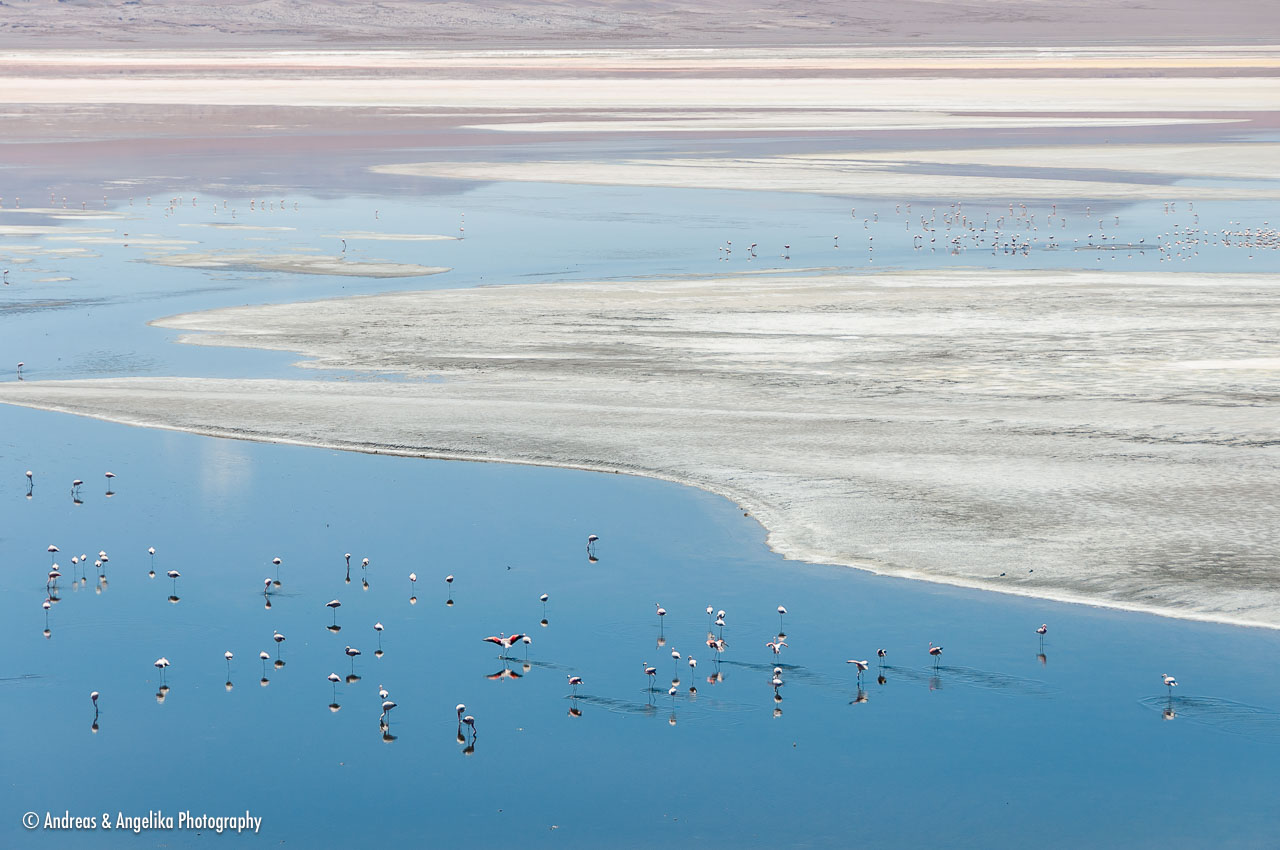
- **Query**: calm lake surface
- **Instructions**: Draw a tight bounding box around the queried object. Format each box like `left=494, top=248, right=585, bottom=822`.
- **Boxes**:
left=3, top=126, right=1280, bottom=847
left=3, top=406, right=1280, bottom=848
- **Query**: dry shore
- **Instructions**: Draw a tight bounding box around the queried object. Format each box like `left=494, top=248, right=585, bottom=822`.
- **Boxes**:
left=2, top=269, right=1278, bottom=627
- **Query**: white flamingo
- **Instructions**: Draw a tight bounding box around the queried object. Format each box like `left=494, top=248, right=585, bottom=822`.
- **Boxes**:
left=847, top=659, right=869, bottom=682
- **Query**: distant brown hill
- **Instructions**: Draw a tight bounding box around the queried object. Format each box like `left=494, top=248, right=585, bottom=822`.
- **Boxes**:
left=0, top=0, right=1274, bottom=47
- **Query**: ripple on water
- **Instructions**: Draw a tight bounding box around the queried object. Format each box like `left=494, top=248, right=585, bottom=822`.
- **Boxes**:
left=885, top=664, right=1058, bottom=697
left=1138, top=695, right=1280, bottom=742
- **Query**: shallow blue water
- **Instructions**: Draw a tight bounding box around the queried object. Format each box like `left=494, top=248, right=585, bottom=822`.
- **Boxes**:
left=2, top=178, right=1276, bottom=385
left=2, top=407, right=1279, bottom=848
left=3, top=128, right=1280, bottom=846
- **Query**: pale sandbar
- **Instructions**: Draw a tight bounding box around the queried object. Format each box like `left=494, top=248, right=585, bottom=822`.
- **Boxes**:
left=2, top=269, right=1277, bottom=627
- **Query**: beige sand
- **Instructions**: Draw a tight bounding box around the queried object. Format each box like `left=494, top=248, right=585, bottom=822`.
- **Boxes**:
left=842, top=144, right=1280, bottom=181
left=142, top=251, right=450, bottom=278
left=466, top=114, right=1241, bottom=134
left=374, top=156, right=1277, bottom=201
left=0, top=76, right=1275, bottom=112
left=3, top=47, right=1280, bottom=73
left=2, top=269, right=1277, bottom=627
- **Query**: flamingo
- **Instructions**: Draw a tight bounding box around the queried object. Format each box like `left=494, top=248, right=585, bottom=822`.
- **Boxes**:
left=643, top=662, right=657, bottom=691
left=567, top=675, right=583, bottom=694
left=655, top=603, right=666, bottom=631
left=47, top=544, right=59, bottom=564
left=766, top=639, right=788, bottom=656
left=91, top=691, right=99, bottom=711
left=928, top=643, right=943, bottom=666
left=25, top=470, right=32, bottom=489
left=1162, top=673, right=1178, bottom=692
left=328, top=672, right=341, bottom=700
left=847, top=659, right=870, bottom=682
left=877, top=648, right=887, bottom=665
left=104, top=471, right=115, bottom=493
left=345, top=646, right=362, bottom=671
left=461, top=714, right=477, bottom=738
left=326, top=599, right=342, bottom=624
left=166, top=570, right=180, bottom=593
left=706, top=605, right=714, bottom=628
left=522, top=634, right=532, bottom=659
left=374, top=622, right=384, bottom=648
left=777, top=605, right=787, bottom=631
left=482, top=633, right=522, bottom=655
left=409, top=572, right=417, bottom=591
left=272, top=557, right=282, bottom=581
left=446, top=574, right=454, bottom=588
left=540, top=593, right=549, bottom=616
left=224, top=650, right=233, bottom=674
left=273, top=631, right=286, bottom=658
left=1037, top=623, right=1048, bottom=637
left=381, top=700, right=397, bottom=723
left=259, top=651, right=270, bottom=675
left=688, top=656, right=697, bottom=674
left=154, top=657, right=170, bottom=682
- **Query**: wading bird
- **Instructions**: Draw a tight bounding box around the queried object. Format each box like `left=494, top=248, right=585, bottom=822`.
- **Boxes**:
left=847, top=659, right=869, bottom=682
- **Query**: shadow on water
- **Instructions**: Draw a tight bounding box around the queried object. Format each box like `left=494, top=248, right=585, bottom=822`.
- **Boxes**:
left=883, top=664, right=1058, bottom=697
left=1138, top=695, right=1280, bottom=742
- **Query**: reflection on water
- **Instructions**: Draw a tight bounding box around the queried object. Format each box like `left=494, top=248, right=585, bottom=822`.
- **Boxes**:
left=1138, top=695, right=1280, bottom=742
left=1, top=406, right=1280, bottom=846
